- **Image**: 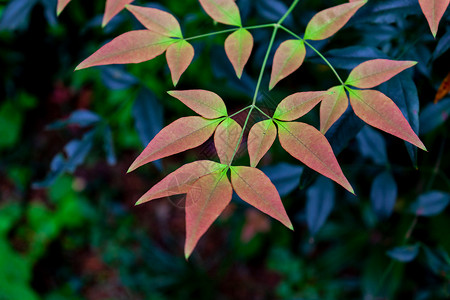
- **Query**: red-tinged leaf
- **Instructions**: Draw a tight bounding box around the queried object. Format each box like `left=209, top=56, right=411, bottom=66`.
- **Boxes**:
left=199, top=0, right=241, bottom=26
left=269, top=39, right=306, bottom=90
left=128, top=116, right=223, bottom=172
left=135, top=160, right=226, bottom=205
left=214, top=118, right=242, bottom=164
left=166, top=40, right=195, bottom=86
left=185, top=171, right=232, bottom=258
left=320, top=86, right=348, bottom=133
left=103, top=0, right=134, bottom=27
left=303, top=0, right=367, bottom=40
left=435, top=72, right=450, bottom=103
left=167, top=90, right=227, bottom=119
left=126, top=4, right=182, bottom=38
left=418, top=0, right=450, bottom=37
left=230, top=166, right=293, bottom=229
left=277, top=121, right=354, bottom=193
left=57, top=0, right=72, bottom=15
left=224, top=28, right=253, bottom=79
left=348, top=89, right=426, bottom=150
left=345, top=59, right=417, bottom=88
left=75, top=30, right=175, bottom=70
left=248, top=120, right=277, bottom=167
left=273, top=91, right=326, bottom=121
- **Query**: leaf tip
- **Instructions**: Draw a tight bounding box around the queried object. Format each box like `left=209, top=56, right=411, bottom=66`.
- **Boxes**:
left=127, top=165, right=136, bottom=174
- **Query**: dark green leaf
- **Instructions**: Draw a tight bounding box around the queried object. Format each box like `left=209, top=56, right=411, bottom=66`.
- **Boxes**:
left=386, top=244, right=419, bottom=262
left=371, top=171, right=397, bottom=219
left=356, top=126, right=388, bottom=165
left=261, top=163, right=303, bottom=197
left=419, top=98, right=450, bottom=134
left=410, top=191, right=450, bottom=216
left=306, top=177, right=335, bottom=236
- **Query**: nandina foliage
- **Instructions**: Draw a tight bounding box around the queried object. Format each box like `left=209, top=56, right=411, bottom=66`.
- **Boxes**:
left=69, top=0, right=445, bottom=258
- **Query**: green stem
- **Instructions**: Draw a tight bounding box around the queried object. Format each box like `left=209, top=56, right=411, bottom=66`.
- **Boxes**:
left=303, top=40, right=344, bottom=85
left=277, top=0, right=300, bottom=25
left=228, top=105, right=252, bottom=118
left=184, top=24, right=275, bottom=41
left=254, top=106, right=272, bottom=119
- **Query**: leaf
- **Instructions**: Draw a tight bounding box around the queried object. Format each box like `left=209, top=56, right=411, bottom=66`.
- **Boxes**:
left=224, top=28, right=253, bottom=79
left=75, top=31, right=175, bottom=70
left=276, top=121, right=353, bottom=193
left=103, top=125, right=117, bottom=165
left=167, top=89, right=227, bottom=119
left=410, top=191, right=450, bottom=217
left=57, top=0, right=71, bottom=15
left=128, top=116, right=223, bottom=172
left=356, top=126, right=388, bottom=165
left=419, top=97, right=450, bottom=134
left=418, top=0, right=450, bottom=37
left=311, top=46, right=388, bottom=70
left=422, top=245, right=450, bottom=276
left=126, top=4, right=182, bottom=38
left=386, top=244, right=419, bottom=262
left=100, top=65, right=139, bottom=90
left=102, top=0, right=134, bottom=27
left=269, top=39, right=306, bottom=90
left=230, top=166, right=293, bottom=229
left=166, top=40, right=195, bottom=86
left=306, top=176, right=335, bottom=236
left=303, top=0, right=367, bottom=40
left=255, top=0, right=294, bottom=26
left=370, top=171, right=397, bottom=219
left=135, top=160, right=226, bottom=205
left=0, top=0, right=38, bottom=31
left=348, top=89, right=426, bottom=150
left=273, top=91, right=326, bottom=121
left=320, top=85, right=348, bottom=133
left=435, top=72, right=450, bottom=103
left=47, top=109, right=101, bottom=129
left=198, top=0, right=241, bottom=26
left=185, top=171, right=232, bottom=258
left=261, top=163, right=303, bottom=197
left=214, top=118, right=242, bottom=164
left=345, top=59, right=417, bottom=89
left=248, top=120, right=277, bottom=167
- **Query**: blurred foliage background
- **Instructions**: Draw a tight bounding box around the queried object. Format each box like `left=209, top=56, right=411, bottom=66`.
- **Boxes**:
left=0, top=0, right=449, bottom=299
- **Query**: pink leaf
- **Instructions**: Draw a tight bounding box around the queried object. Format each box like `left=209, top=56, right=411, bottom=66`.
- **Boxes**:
left=418, top=0, right=450, bottom=37
left=185, top=171, right=232, bottom=258
left=303, top=0, right=367, bottom=40
left=348, top=89, right=426, bottom=150
left=320, top=86, right=348, bottom=133
left=214, top=118, right=242, bottom=164
left=224, top=28, right=253, bottom=79
left=248, top=120, right=277, bottom=167
left=126, top=4, right=183, bottom=38
left=269, top=39, right=306, bottom=90
left=277, top=121, right=354, bottom=193
left=75, top=30, right=175, bottom=70
left=345, top=59, right=417, bottom=88
left=198, top=0, right=241, bottom=26
left=136, top=160, right=226, bottom=205
left=128, top=116, right=223, bottom=172
left=57, top=0, right=72, bottom=15
left=230, top=166, right=293, bottom=229
left=273, top=91, right=326, bottom=121
left=166, top=40, right=195, bottom=86
left=103, top=0, right=134, bottom=27
left=167, top=90, right=227, bottom=119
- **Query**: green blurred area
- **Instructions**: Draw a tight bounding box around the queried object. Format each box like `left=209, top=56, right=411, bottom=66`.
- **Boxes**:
left=0, top=0, right=450, bottom=299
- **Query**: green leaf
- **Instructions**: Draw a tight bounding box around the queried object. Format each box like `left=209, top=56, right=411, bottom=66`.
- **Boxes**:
left=348, top=89, right=426, bottom=150
left=418, top=0, right=450, bottom=37
left=230, top=166, right=293, bottom=230
left=345, top=59, right=417, bottom=89
left=185, top=171, right=232, bottom=258
left=103, top=0, right=134, bottom=27
left=198, top=0, right=241, bottom=26
left=273, top=91, right=326, bottom=121
left=320, top=85, right=348, bottom=133
left=214, top=117, right=242, bottom=164
left=75, top=30, right=175, bottom=70
left=303, top=0, right=367, bottom=41
left=135, top=160, right=226, bottom=205
left=166, top=40, right=195, bottom=86
left=277, top=121, right=354, bottom=193
left=168, top=89, right=227, bottom=119
left=248, top=120, right=277, bottom=167
left=126, top=4, right=183, bottom=38
left=269, top=39, right=306, bottom=90
left=224, top=28, right=253, bottom=79
left=128, top=116, right=223, bottom=172
left=386, top=244, right=419, bottom=262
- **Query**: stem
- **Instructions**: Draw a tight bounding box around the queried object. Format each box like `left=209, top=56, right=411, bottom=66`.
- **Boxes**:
left=277, top=0, right=300, bottom=25
left=228, top=105, right=252, bottom=118
left=184, top=24, right=275, bottom=41
left=254, top=106, right=272, bottom=119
